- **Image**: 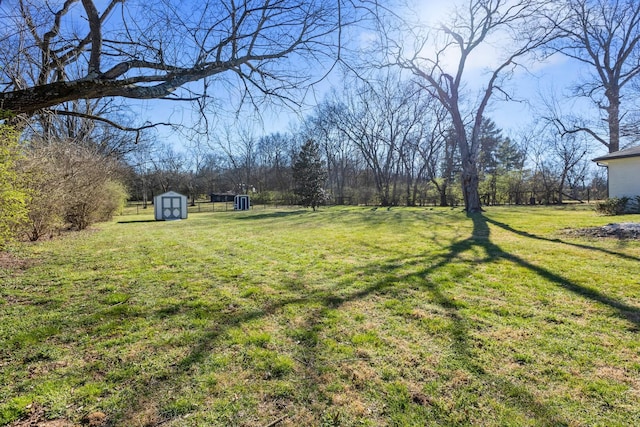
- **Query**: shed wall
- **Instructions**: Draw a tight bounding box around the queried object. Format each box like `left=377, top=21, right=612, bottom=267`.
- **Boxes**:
left=153, top=192, right=188, bottom=220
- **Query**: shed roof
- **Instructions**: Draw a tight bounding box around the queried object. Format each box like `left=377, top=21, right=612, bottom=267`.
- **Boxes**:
left=593, top=145, right=640, bottom=163
left=156, top=191, right=186, bottom=198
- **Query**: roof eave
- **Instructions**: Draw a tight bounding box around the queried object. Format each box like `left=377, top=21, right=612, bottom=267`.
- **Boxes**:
left=592, top=153, right=640, bottom=162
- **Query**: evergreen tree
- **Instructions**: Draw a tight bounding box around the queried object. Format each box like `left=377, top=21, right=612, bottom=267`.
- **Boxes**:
left=292, top=140, right=328, bottom=211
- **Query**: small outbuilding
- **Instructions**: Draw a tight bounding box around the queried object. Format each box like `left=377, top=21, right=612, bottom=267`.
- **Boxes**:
left=593, top=146, right=640, bottom=199
left=210, top=192, right=236, bottom=203
left=154, top=191, right=188, bottom=221
left=234, top=195, right=250, bottom=211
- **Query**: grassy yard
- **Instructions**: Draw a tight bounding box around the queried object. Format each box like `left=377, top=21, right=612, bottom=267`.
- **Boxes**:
left=1, top=206, right=639, bottom=426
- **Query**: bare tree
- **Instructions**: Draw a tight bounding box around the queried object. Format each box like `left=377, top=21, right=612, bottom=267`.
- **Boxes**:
left=397, top=84, right=448, bottom=206
left=255, top=132, right=295, bottom=195
left=328, top=72, right=436, bottom=206
left=527, top=124, right=590, bottom=203
left=22, top=97, right=143, bottom=157
left=128, top=137, right=157, bottom=208
left=302, top=98, right=360, bottom=205
left=378, top=0, right=555, bottom=212
left=547, top=0, right=640, bottom=153
left=431, top=128, right=460, bottom=207
left=184, top=141, right=214, bottom=205
left=149, top=143, right=188, bottom=194
left=0, top=0, right=345, bottom=125
left=211, top=124, right=258, bottom=194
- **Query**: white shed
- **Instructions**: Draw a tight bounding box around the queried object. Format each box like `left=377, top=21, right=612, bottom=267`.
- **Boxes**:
left=154, top=191, right=188, bottom=221
left=593, top=146, right=640, bottom=199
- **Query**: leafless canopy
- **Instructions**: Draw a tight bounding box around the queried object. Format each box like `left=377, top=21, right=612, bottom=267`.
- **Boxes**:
left=0, top=0, right=344, bottom=118
left=545, top=0, right=640, bottom=153
left=377, top=0, right=556, bottom=212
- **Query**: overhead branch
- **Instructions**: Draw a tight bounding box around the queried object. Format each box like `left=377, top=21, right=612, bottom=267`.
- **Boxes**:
left=0, top=0, right=344, bottom=120
left=81, top=0, right=102, bottom=77
left=551, top=117, right=609, bottom=148
left=49, top=108, right=173, bottom=143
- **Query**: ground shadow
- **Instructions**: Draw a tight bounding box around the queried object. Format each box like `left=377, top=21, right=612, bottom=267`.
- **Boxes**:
left=484, top=216, right=640, bottom=262
left=154, top=212, right=586, bottom=425
left=475, top=214, right=640, bottom=327
left=147, top=211, right=639, bottom=425
left=231, top=210, right=309, bottom=221
left=117, top=219, right=157, bottom=224
left=13, top=210, right=638, bottom=426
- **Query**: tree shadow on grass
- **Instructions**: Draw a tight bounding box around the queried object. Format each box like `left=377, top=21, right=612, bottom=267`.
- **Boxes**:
left=484, top=216, right=640, bottom=263
left=20, top=210, right=637, bottom=426
left=392, top=216, right=567, bottom=425
left=359, top=212, right=638, bottom=424
left=476, top=215, right=640, bottom=327
left=154, top=213, right=588, bottom=425
left=127, top=211, right=640, bottom=425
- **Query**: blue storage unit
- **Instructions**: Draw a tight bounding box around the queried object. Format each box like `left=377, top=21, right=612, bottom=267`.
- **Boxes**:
left=234, top=195, right=250, bottom=211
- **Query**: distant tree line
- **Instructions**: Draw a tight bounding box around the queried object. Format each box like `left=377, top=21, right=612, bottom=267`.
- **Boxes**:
left=124, top=72, right=607, bottom=209
left=0, top=69, right=608, bottom=247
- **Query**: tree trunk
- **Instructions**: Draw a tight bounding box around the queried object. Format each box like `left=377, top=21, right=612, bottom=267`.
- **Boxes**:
left=607, top=87, right=621, bottom=153
left=439, top=189, right=448, bottom=207
left=431, top=179, right=448, bottom=207
left=460, top=159, right=482, bottom=212
left=456, top=119, right=482, bottom=212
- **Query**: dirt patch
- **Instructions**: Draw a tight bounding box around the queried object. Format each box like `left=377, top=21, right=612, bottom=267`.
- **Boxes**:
left=564, top=222, right=640, bottom=239
left=8, top=404, right=74, bottom=427
left=0, top=251, right=33, bottom=271
left=8, top=404, right=107, bottom=427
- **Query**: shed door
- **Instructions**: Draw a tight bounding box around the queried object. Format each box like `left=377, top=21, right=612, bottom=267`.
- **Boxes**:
left=162, top=196, right=182, bottom=220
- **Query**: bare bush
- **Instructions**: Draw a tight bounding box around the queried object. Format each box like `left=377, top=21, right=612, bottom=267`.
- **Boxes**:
left=19, top=140, right=128, bottom=239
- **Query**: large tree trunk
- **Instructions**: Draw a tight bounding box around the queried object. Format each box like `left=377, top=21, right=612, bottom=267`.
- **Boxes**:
left=607, top=86, right=621, bottom=153
left=460, top=159, right=482, bottom=212
left=456, top=117, right=483, bottom=213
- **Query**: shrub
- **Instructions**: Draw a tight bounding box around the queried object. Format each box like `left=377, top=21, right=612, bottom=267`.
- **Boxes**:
left=0, top=125, right=28, bottom=248
left=19, top=140, right=129, bottom=238
left=19, top=147, right=66, bottom=241
left=251, top=191, right=273, bottom=205
left=595, top=197, right=629, bottom=215
left=98, top=180, right=129, bottom=220
left=66, top=179, right=128, bottom=229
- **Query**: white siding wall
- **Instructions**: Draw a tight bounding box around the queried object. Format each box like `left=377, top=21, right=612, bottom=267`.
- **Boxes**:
left=608, top=157, right=640, bottom=198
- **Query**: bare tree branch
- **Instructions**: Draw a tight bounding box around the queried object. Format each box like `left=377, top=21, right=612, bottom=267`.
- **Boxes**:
left=546, top=0, right=640, bottom=152
left=0, top=0, right=345, bottom=121
left=48, top=108, right=173, bottom=142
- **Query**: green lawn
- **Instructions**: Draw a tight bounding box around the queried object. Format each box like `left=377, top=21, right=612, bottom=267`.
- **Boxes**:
left=1, top=206, right=639, bottom=426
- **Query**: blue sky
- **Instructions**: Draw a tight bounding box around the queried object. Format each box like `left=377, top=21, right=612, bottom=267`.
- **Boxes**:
left=137, top=0, right=608, bottom=159
left=0, top=0, right=611, bottom=159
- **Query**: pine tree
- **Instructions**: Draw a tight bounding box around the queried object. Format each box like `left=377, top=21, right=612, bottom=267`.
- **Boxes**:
left=292, top=140, right=328, bottom=211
